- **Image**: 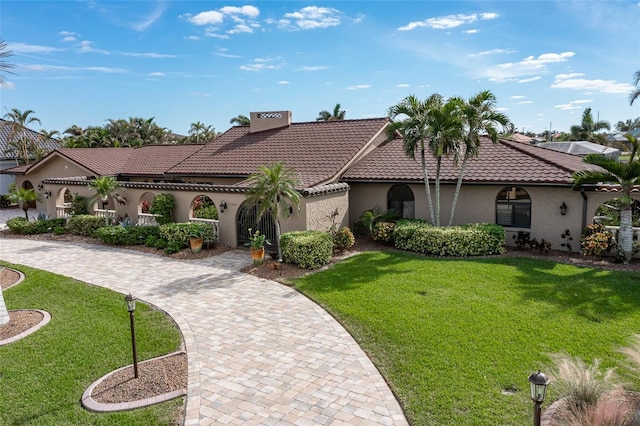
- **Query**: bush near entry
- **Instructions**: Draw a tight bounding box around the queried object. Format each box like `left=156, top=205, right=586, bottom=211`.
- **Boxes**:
left=281, top=231, right=333, bottom=269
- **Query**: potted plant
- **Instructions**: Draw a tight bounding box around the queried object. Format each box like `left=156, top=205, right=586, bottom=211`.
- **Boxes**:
left=188, top=224, right=204, bottom=254
left=248, top=228, right=269, bottom=266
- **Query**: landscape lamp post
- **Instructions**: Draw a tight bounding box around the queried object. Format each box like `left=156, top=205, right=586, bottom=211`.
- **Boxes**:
left=528, top=370, right=550, bottom=426
left=124, top=293, right=139, bottom=378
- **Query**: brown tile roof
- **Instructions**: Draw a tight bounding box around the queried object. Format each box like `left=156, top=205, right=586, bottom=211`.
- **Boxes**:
left=50, top=148, right=136, bottom=176
left=167, top=118, right=390, bottom=188
left=121, top=144, right=205, bottom=176
left=342, top=137, right=596, bottom=186
left=0, top=118, right=61, bottom=161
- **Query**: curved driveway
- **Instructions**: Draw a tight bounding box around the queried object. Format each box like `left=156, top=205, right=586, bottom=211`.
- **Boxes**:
left=0, top=239, right=408, bottom=425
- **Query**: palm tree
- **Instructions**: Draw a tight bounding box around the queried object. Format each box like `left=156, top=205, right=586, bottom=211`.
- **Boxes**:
left=449, top=90, right=509, bottom=225
left=88, top=176, right=120, bottom=225
left=229, top=115, right=250, bottom=126
left=0, top=39, right=15, bottom=86
left=630, top=69, right=640, bottom=106
left=569, top=107, right=611, bottom=142
left=2, top=108, right=42, bottom=164
left=387, top=95, right=439, bottom=224
left=316, top=104, right=346, bottom=121
left=9, top=187, right=41, bottom=219
left=246, top=162, right=301, bottom=262
left=573, top=133, right=640, bottom=264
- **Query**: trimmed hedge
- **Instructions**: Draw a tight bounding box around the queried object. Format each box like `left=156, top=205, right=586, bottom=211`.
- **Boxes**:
left=68, top=215, right=106, bottom=237
left=95, top=225, right=161, bottom=246
left=158, top=222, right=213, bottom=248
left=6, top=217, right=67, bottom=235
left=333, top=227, right=355, bottom=251
left=393, top=220, right=505, bottom=256
left=281, top=231, right=333, bottom=269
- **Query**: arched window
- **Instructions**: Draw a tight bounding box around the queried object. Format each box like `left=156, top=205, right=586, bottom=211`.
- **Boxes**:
left=387, top=184, right=415, bottom=218
left=496, top=187, right=531, bottom=227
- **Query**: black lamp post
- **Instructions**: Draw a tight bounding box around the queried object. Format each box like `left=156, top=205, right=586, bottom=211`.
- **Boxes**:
left=124, top=293, right=139, bottom=378
left=528, top=370, right=550, bottom=426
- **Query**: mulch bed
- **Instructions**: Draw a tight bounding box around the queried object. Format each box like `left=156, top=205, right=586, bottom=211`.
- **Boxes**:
left=0, top=310, right=43, bottom=341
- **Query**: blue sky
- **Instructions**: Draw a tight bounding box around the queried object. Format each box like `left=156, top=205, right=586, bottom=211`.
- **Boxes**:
left=1, top=1, right=639, bottom=137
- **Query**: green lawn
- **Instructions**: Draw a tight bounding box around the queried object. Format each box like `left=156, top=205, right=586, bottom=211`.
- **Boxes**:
left=293, top=251, right=640, bottom=425
left=0, top=262, right=184, bottom=426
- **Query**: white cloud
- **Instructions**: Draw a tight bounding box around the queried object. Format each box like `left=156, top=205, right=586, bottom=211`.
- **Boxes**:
left=188, top=11, right=224, bottom=26
left=77, top=40, right=175, bottom=58
left=219, top=6, right=260, bottom=18
left=465, top=29, right=479, bottom=34
left=551, top=75, right=633, bottom=93
left=22, top=64, right=127, bottom=73
left=61, top=36, right=76, bottom=42
left=517, top=101, right=533, bottom=104
left=398, top=12, right=498, bottom=31
left=347, top=84, right=371, bottom=90
left=131, top=3, right=166, bottom=31
left=148, top=72, right=165, bottom=77
left=518, top=76, right=541, bottom=83
left=240, top=57, right=284, bottom=72
left=556, top=72, right=585, bottom=80
left=228, top=24, right=253, bottom=34
left=480, top=51, right=574, bottom=82
left=215, top=52, right=242, bottom=58
left=468, top=48, right=516, bottom=57
left=0, top=81, right=16, bottom=90
left=10, top=42, right=62, bottom=53
left=278, top=80, right=290, bottom=85
left=396, top=84, right=410, bottom=88
left=554, top=103, right=582, bottom=111
left=298, top=65, right=329, bottom=71
left=510, top=95, right=525, bottom=99
left=279, top=6, right=342, bottom=30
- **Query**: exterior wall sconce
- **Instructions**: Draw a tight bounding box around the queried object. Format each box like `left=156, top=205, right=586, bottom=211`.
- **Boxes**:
left=560, top=202, right=567, bottom=216
left=219, top=201, right=228, bottom=213
left=44, top=190, right=52, bottom=199
left=528, top=370, right=550, bottom=426
left=37, top=183, right=44, bottom=190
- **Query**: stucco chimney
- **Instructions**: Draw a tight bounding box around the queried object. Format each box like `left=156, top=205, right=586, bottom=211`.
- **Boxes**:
left=249, top=111, right=292, bottom=133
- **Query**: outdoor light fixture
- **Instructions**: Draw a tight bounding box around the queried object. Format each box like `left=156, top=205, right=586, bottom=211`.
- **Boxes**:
left=528, top=370, right=550, bottom=426
left=219, top=201, right=227, bottom=213
left=124, top=293, right=139, bottom=378
left=44, top=190, right=52, bottom=199
left=560, top=202, right=567, bottom=216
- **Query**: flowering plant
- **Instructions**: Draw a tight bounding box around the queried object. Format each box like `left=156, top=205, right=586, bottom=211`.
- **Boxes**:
left=248, top=228, right=270, bottom=249
left=141, top=200, right=151, bottom=213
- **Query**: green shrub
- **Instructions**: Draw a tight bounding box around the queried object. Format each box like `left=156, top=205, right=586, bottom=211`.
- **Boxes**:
left=159, top=222, right=211, bottom=248
left=68, top=215, right=106, bottom=236
left=333, top=227, right=355, bottom=251
left=372, top=221, right=395, bottom=244
left=281, top=231, right=333, bottom=269
left=6, top=217, right=31, bottom=234
left=153, top=238, right=168, bottom=250
left=581, top=223, right=615, bottom=257
left=6, top=217, right=66, bottom=234
left=53, top=226, right=66, bottom=235
left=164, top=241, right=182, bottom=255
left=96, top=225, right=162, bottom=246
left=393, top=220, right=505, bottom=256
left=149, top=193, right=175, bottom=225
left=71, top=194, right=89, bottom=216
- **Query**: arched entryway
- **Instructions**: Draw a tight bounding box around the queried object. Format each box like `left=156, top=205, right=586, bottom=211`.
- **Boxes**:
left=236, top=202, right=277, bottom=252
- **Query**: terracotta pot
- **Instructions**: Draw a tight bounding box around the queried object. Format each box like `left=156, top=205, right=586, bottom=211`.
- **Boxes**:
left=190, top=237, right=203, bottom=254
left=250, top=247, right=265, bottom=266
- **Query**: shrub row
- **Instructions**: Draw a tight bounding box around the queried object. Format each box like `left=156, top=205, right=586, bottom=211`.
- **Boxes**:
left=95, top=225, right=161, bottom=246
left=6, top=217, right=67, bottom=235
left=281, top=230, right=333, bottom=269
left=392, top=220, right=505, bottom=256
left=158, top=222, right=213, bottom=248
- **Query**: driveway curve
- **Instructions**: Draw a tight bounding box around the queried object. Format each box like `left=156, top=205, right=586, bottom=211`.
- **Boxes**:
left=0, top=239, right=408, bottom=425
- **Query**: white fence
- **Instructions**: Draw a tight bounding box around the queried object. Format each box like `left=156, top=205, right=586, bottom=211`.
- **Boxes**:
left=604, top=226, right=640, bottom=243
left=93, top=209, right=116, bottom=223
left=136, top=213, right=160, bottom=226
left=56, top=204, right=72, bottom=219
left=189, top=217, right=220, bottom=242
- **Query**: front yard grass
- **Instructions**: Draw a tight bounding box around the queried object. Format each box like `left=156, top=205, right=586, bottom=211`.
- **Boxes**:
left=293, top=251, right=640, bottom=425
left=0, top=262, right=183, bottom=425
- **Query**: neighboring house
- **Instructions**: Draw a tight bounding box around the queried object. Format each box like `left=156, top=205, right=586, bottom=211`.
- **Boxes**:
left=536, top=141, right=620, bottom=160
left=0, top=118, right=60, bottom=195
left=2, top=110, right=628, bottom=251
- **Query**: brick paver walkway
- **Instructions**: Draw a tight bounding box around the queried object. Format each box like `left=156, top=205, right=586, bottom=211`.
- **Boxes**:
left=0, top=238, right=408, bottom=425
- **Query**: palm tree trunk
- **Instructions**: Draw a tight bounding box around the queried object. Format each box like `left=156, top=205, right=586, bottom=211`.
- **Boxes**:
left=448, top=154, right=469, bottom=226
left=435, top=156, right=442, bottom=227
left=619, top=205, right=633, bottom=264
left=420, top=149, right=435, bottom=225
left=23, top=205, right=29, bottom=220
left=275, top=219, right=283, bottom=262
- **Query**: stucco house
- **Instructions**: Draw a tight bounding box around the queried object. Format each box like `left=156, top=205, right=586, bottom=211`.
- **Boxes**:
left=2, top=111, right=626, bottom=251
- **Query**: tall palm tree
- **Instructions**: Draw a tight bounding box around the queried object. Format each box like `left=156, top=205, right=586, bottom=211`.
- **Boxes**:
left=9, top=187, right=41, bottom=219
left=449, top=90, right=509, bottom=225
left=246, top=162, right=301, bottom=262
left=424, top=95, right=464, bottom=226
left=2, top=108, right=42, bottom=164
left=573, top=133, right=640, bottom=264
left=569, top=107, right=611, bottom=142
left=316, top=103, right=346, bottom=121
left=229, top=115, right=250, bottom=126
left=88, top=176, right=120, bottom=225
left=630, top=69, right=640, bottom=106
left=387, top=95, right=437, bottom=224
left=0, top=39, right=15, bottom=86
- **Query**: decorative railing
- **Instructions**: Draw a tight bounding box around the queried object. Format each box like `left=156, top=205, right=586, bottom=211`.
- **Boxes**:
left=93, top=209, right=116, bottom=222
left=604, top=226, right=640, bottom=242
left=189, top=217, right=220, bottom=242
left=56, top=204, right=73, bottom=219
left=137, top=213, right=160, bottom=226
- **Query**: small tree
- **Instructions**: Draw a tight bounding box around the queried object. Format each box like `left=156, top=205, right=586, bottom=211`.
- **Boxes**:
left=246, top=162, right=301, bottom=261
left=88, top=176, right=119, bottom=225
left=9, top=187, right=41, bottom=220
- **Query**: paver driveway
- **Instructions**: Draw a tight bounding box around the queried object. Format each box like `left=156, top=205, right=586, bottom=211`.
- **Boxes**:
left=0, top=239, right=408, bottom=425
